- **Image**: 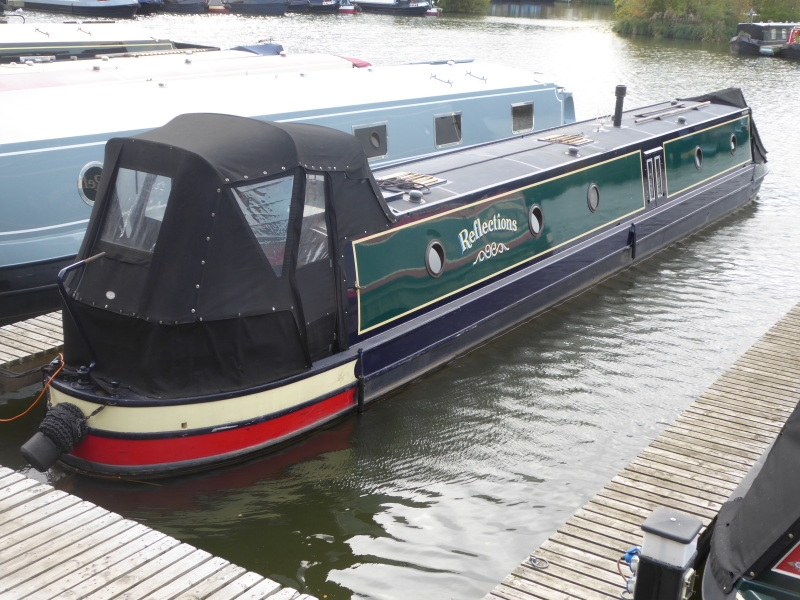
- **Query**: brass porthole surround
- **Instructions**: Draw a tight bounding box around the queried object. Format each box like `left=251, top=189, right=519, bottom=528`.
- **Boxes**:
left=587, top=183, right=600, bottom=213
left=694, top=146, right=704, bottom=169
left=425, top=239, right=446, bottom=278
left=528, top=204, right=544, bottom=237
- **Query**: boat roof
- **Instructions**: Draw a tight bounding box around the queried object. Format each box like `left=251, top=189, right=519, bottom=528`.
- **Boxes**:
left=0, top=60, right=560, bottom=146
left=375, top=99, right=747, bottom=216
left=0, top=21, right=174, bottom=45
left=0, top=50, right=354, bottom=91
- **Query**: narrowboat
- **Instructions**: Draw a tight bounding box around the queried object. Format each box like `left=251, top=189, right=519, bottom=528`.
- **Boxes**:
left=3, top=0, right=139, bottom=16
left=729, top=21, right=799, bottom=55
left=780, top=26, right=800, bottom=59
left=308, top=0, right=338, bottom=13
left=700, top=398, right=800, bottom=600
left=287, top=0, right=310, bottom=12
left=21, top=87, right=768, bottom=477
left=0, top=22, right=214, bottom=64
left=136, top=0, right=163, bottom=13
left=0, top=61, right=575, bottom=326
left=160, top=0, right=205, bottom=12
left=225, top=0, right=287, bottom=14
left=356, top=0, right=430, bottom=15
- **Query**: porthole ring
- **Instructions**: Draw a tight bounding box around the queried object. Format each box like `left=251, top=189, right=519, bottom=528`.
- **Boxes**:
left=730, top=134, right=738, bottom=155
left=528, top=204, right=544, bottom=238
left=587, top=183, right=600, bottom=213
left=425, top=239, right=446, bottom=278
left=694, top=146, right=703, bottom=170
left=77, top=161, right=104, bottom=207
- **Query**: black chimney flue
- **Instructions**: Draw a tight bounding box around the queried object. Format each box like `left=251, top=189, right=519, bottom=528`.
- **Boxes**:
left=613, top=85, right=627, bottom=128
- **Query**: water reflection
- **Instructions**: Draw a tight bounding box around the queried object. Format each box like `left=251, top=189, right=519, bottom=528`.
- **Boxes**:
left=1, top=6, right=799, bottom=600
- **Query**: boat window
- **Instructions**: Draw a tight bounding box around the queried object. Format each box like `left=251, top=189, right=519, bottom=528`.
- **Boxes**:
left=647, top=158, right=655, bottom=202
left=298, top=174, right=330, bottom=267
left=528, top=204, right=544, bottom=237
left=587, top=183, right=600, bottom=212
left=655, top=156, right=663, bottom=197
left=425, top=240, right=445, bottom=277
left=694, top=146, right=703, bottom=170
left=353, top=123, right=388, bottom=160
left=434, top=113, right=462, bottom=148
left=232, top=175, right=294, bottom=277
left=99, top=168, right=172, bottom=255
left=512, top=102, right=534, bottom=134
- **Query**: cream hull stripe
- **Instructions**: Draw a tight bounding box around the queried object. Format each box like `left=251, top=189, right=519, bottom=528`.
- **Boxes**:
left=51, top=361, right=358, bottom=435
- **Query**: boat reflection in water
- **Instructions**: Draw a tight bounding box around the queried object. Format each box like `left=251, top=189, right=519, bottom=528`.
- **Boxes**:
left=22, top=87, right=768, bottom=478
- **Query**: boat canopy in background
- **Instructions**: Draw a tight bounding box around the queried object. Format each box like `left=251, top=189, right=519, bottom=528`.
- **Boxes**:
left=682, top=88, right=768, bottom=164
left=63, top=115, right=393, bottom=397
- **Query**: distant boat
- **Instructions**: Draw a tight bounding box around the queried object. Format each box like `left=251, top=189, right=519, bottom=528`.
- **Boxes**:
left=137, top=0, right=163, bottom=13
left=309, top=0, right=338, bottom=12
left=161, top=0, right=205, bottom=13
left=779, top=25, right=800, bottom=59
left=225, top=0, right=287, bottom=13
left=356, top=0, right=429, bottom=15
left=3, top=0, right=139, bottom=17
left=287, top=0, right=310, bottom=11
left=729, top=21, right=800, bottom=55
left=0, top=22, right=209, bottom=63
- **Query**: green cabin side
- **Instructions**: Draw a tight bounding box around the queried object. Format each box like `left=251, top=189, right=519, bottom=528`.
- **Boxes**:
left=663, top=116, right=752, bottom=198
left=353, top=151, right=646, bottom=334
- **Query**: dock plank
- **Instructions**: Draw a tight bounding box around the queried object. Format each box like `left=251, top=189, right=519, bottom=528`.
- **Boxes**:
left=0, top=467, right=313, bottom=600
left=484, top=300, right=800, bottom=600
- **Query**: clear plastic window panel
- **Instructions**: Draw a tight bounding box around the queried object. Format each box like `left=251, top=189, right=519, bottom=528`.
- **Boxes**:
left=100, top=168, right=172, bottom=254
left=512, top=103, right=534, bottom=133
left=297, top=174, right=330, bottom=268
left=434, top=114, right=462, bottom=147
left=232, top=175, right=294, bottom=277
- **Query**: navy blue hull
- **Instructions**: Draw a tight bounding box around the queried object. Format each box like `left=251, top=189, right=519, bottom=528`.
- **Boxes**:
left=226, top=1, right=287, bottom=13
left=0, top=255, right=74, bottom=326
left=357, top=1, right=428, bottom=13
left=20, top=0, right=139, bottom=16
left=308, top=0, right=338, bottom=11
left=359, top=163, right=764, bottom=401
left=160, top=1, right=205, bottom=11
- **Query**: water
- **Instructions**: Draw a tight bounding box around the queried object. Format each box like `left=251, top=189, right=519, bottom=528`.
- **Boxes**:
left=2, top=6, right=800, bottom=599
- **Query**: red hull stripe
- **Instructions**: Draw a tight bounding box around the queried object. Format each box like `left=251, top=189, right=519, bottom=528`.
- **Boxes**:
left=69, top=388, right=356, bottom=467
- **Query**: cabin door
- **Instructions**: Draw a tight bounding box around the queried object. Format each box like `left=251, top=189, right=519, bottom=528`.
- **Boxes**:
left=295, top=173, right=338, bottom=361
left=644, top=148, right=666, bottom=207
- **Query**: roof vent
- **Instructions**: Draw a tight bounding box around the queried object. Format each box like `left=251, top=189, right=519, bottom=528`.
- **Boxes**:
left=568, top=146, right=580, bottom=156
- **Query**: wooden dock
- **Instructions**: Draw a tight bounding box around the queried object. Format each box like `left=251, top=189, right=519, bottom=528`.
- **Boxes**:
left=0, top=466, right=316, bottom=600
left=484, top=302, right=800, bottom=600
left=0, top=311, right=63, bottom=395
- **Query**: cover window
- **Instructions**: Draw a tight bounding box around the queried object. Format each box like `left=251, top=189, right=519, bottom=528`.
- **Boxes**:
left=298, top=174, right=330, bottom=267
left=434, top=113, right=462, bottom=147
left=99, top=168, right=172, bottom=254
left=232, top=174, right=294, bottom=277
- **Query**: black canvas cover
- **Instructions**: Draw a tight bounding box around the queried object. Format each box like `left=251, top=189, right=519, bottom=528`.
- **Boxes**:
left=706, top=400, right=800, bottom=594
left=682, top=88, right=768, bottom=164
left=63, top=114, right=393, bottom=397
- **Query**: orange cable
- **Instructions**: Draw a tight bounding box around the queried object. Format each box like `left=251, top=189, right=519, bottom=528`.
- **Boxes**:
left=0, top=354, right=65, bottom=423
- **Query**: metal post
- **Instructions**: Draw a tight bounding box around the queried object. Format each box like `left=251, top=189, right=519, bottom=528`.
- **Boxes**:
left=57, top=252, right=105, bottom=374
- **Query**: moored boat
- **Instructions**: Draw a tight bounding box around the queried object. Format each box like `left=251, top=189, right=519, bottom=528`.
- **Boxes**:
left=160, top=0, right=205, bottom=12
left=338, top=0, right=355, bottom=12
left=286, top=0, right=310, bottom=11
left=779, top=25, right=800, bottom=59
left=4, top=0, right=138, bottom=17
left=729, top=21, right=800, bottom=55
left=225, top=0, right=287, bottom=13
left=0, top=60, right=575, bottom=327
left=0, top=22, right=213, bottom=64
left=22, top=87, right=768, bottom=477
left=356, top=0, right=429, bottom=14
left=308, top=0, right=338, bottom=12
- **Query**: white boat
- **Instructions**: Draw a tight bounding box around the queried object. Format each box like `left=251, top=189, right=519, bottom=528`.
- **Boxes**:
left=0, top=57, right=575, bottom=325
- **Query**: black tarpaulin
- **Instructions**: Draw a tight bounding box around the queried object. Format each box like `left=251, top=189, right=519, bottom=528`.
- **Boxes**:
left=63, top=114, right=394, bottom=397
left=707, top=400, right=800, bottom=594
left=681, top=88, right=767, bottom=164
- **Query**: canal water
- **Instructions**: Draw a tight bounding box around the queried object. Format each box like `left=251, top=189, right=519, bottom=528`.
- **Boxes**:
left=2, top=6, right=800, bottom=599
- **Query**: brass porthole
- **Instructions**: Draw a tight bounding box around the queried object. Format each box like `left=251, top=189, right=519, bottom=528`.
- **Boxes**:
left=529, top=204, right=544, bottom=237
left=587, top=183, right=600, bottom=213
left=425, top=240, right=445, bottom=278
left=694, top=146, right=704, bottom=169
left=730, top=134, right=738, bottom=155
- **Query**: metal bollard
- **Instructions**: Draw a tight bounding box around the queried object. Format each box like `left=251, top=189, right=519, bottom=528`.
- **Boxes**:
left=633, top=507, right=702, bottom=600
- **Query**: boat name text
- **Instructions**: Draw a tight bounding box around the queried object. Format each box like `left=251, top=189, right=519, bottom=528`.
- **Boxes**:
left=458, top=215, right=517, bottom=254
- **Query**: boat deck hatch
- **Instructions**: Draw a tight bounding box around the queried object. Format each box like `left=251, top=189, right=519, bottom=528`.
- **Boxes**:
left=538, top=133, right=593, bottom=146
left=377, top=171, right=448, bottom=199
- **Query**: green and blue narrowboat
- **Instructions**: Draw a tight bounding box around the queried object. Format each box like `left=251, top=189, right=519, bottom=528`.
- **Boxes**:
left=22, top=87, right=769, bottom=477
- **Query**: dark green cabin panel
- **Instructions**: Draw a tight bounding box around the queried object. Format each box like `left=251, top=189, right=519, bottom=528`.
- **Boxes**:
left=663, top=116, right=751, bottom=197
left=354, top=151, right=646, bottom=333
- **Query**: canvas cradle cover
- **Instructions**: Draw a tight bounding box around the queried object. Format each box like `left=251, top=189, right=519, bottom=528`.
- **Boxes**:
left=63, top=114, right=393, bottom=398
left=707, top=399, right=800, bottom=594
